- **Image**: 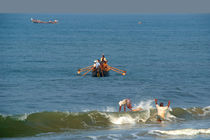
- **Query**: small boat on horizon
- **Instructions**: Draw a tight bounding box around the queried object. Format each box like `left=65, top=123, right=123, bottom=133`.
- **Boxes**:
left=31, top=18, right=58, bottom=24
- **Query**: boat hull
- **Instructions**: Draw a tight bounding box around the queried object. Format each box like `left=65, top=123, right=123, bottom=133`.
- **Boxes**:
left=92, top=68, right=109, bottom=77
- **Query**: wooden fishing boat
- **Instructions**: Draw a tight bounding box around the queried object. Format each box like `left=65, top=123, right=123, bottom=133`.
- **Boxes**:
left=77, top=57, right=126, bottom=77
left=92, top=68, right=110, bottom=77
left=78, top=64, right=126, bottom=77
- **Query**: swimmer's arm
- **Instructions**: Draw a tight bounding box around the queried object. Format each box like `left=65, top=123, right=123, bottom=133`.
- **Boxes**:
left=155, top=99, right=158, bottom=105
left=167, top=100, right=170, bottom=108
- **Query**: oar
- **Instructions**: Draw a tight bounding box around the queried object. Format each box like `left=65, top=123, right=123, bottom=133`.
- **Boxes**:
left=78, top=68, right=92, bottom=74
left=111, top=68, right=126, bottom=75
left=78, top=65, right=93, bottom=71
left=109, top=67, right=123, bottom=74
left=82, top=67, right=94, bottom=76
left=80, top=65, right=93, bottom=70
left=78, top=65, right=93, bottom=74
left=77, top=67, right=92, bottom=74
left=109, top=66, right=126, bottom=73
left=108, top=66, right=126, bottom=76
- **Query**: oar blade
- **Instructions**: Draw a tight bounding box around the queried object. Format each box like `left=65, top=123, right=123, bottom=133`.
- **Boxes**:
left=108, top=66, right=126, bottom=76
left=77, top=70, right=81, bottom=74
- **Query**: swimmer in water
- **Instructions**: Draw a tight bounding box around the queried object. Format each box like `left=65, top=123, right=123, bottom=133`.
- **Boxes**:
left=132, top=107, right=143, bottom=111
left=155, top=99, right=170, bottom=122
left=119, top=99, right=132, bottom=112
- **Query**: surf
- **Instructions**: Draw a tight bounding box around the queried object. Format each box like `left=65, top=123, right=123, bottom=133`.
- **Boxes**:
left=0, top=106, right=210, bottom=138
left=149, top=128, right=210, bottom=137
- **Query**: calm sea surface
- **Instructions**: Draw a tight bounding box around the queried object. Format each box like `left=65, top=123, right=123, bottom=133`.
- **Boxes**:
left=0, top=14, right=210, bottom=139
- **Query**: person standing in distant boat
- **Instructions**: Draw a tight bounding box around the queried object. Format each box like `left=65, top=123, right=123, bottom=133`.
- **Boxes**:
left=93, top=60, right=97, bottom=68
left=119, top=99, right=132, bottom=112
left=155, top=99, right=170, bottom=122
left=103, top=61, right=108, bottom=69
left=100, top=54, right=107, bottom=63
left=96, top=59, right=100, bottom=69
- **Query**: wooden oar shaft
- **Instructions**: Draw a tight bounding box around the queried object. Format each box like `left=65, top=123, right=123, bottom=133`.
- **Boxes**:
left=108, top=66, right=126, bottom=73
left=79, top=67, right=92, bottom=72
left=107, top=66, right=126, bottom=75
left=79, top=65, right=93, bottom=71
left=78, top=65, right=94, bottom=74
left=110, top=68, right=125, bottom=75
left=111, top=68, right=123, bottom=73
left=82, top=67, right=94, bottom=76
left=111, top=68, right=126, bottom=73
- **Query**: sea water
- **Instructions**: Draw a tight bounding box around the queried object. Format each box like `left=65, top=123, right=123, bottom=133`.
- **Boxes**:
left=0, top=13, right=210, bottom=139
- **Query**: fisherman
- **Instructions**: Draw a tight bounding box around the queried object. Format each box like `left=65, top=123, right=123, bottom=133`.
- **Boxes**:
left=93, top=60, right=97, bottom=68
left=96, top=59, right=100, bottom=69
left=119, top=99, right=132, bottom=112
left=100, top=54, right=107, bottom=63
left=103, top=61, right=108, bottom=69
left=93, top=60, right=100, bottom=69
left=155, top=99, right=170, bottom=122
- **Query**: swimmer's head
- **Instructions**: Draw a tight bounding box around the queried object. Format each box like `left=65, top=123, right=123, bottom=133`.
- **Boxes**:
left=160, top=102, right=164, bottom=107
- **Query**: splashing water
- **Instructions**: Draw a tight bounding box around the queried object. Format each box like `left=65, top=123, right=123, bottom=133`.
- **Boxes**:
left=133, top=99, right=154, bottom=110
left=149, top=128, right=210, bottom=136
left=133, top=100, right=154, bottom=122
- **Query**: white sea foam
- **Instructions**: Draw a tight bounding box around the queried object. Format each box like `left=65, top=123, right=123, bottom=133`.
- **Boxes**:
left=133, top=99, right=153, bottom=122
left=201, top=106, right=210, bottom=117
left=107, top=134, right=121, bottom=140
left=149, top=128, right=210, bottom=136
left=109, top=114, right=137, bottom=124
left=0, top=113, right=9, bottom=118
left=17, top=113, right=29, bottom=121
left=87, top=136, right=98, bottom=140
left=133, top=99, right=153, bottom=110
left=131, top=132, right=141, bottom=139
left=87, top=134, right=121, bottom=140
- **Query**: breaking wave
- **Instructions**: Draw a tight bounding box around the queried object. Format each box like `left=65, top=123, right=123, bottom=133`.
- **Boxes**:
left=149, top=128, right=210, bottom=137
left=0, top=106, right=210, bottom=137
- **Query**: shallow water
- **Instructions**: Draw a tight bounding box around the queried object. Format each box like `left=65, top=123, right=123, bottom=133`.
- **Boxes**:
left=0, top=13, right=210, bottom=139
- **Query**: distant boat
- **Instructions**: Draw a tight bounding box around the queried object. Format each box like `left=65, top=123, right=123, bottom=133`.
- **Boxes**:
left=138, top=21, right=142, bottom=24
left=31, top=18, right=58, bottom=24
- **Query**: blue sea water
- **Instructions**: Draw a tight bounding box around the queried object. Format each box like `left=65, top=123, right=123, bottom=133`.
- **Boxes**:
left=0, top=13, right=210, bottom=139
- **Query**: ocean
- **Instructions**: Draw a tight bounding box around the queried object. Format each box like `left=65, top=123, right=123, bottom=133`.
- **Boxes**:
left=0, top=13, right=210, bottom=140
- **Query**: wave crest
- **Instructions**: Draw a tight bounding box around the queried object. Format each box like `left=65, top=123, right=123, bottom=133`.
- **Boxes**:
left=1, top=106, right=210, bottom=138
left=149, top=128, right=210, bottom=137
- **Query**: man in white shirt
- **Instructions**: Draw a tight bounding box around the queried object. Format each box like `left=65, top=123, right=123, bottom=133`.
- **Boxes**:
left=119, top=99, right=132, bottom=112
left=93, top=60, right=97, bottom=67
left=96, top=59, right=100, bottom=69
left=155, top=99, right=170, bottom=122
left=93, top=60, right=100, bottom=69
